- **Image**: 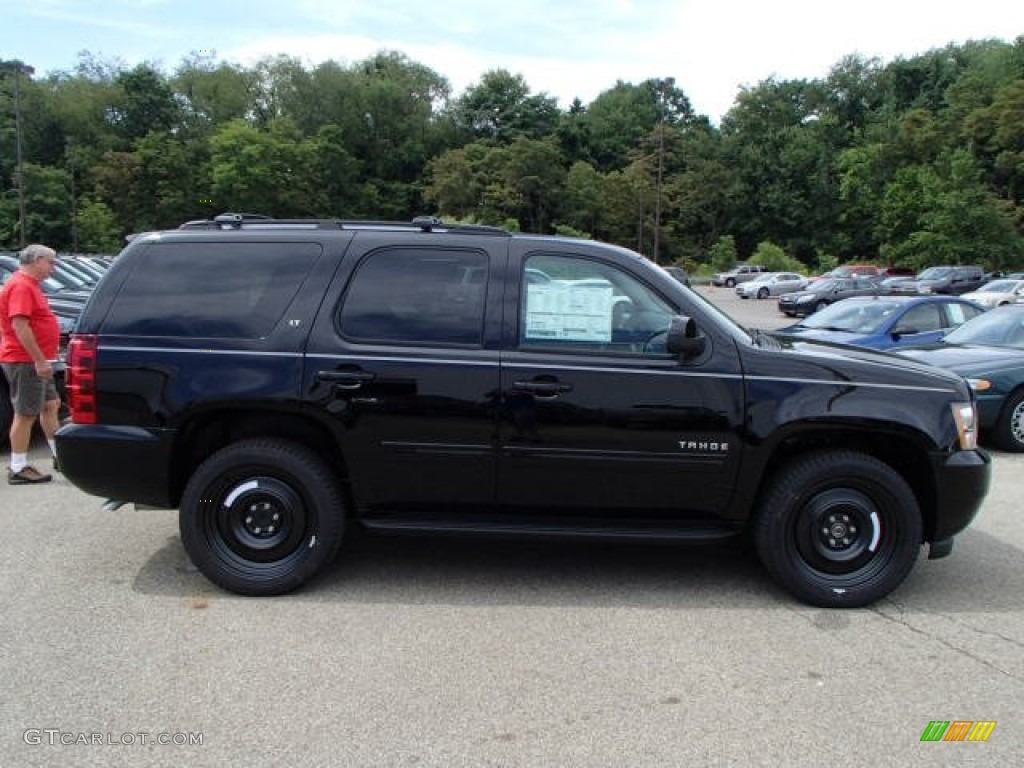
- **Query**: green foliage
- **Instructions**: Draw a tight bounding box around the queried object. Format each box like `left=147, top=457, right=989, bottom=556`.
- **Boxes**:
left=815, top=251, right=839, bottom=273
left=76, top=197, right=122, bottom=252
left=749, top=241, right=806, bottom=272
left=1, top=40, right=1023, bottom=265
left=709, top=235, right=738, bottom=272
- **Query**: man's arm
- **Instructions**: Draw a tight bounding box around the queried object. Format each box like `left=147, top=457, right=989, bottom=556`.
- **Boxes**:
left=11, top=315, right=54, bottom=379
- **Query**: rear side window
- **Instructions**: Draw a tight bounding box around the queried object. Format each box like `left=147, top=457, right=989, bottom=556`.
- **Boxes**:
left=103, top=242, right=321, bottom=338
left=339, top=248, right=488, bottom=346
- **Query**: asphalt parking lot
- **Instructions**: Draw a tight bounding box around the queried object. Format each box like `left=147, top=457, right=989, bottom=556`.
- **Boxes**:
left=1, top=286, right=1022, bottom=767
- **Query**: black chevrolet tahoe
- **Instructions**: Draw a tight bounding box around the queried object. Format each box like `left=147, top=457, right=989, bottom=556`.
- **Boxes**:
left=56, top=215, right=991, bottom=607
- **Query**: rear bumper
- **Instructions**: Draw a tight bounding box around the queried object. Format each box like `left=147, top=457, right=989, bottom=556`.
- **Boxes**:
left=929, top=448, right=991, bottom=541
left=55, top=423, right=176, bottom=508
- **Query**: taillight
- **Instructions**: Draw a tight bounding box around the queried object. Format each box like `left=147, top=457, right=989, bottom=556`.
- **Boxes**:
left=67, top=334, right=99, bottom=424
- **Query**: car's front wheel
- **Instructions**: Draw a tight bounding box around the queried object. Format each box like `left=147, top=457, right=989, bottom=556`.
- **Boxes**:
left=815, top=300, right=829, bottom=313
left=994, top=390, right=1024, bottom=452
left=753, top=451, right=922, bottom=607
left=180, top=439, right=345, bottom=595
left=757, top=287, right=769, bottom=299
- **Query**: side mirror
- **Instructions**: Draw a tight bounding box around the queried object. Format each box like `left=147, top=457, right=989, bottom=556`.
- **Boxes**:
left=666, top=315, right=707, bottom=359
left=890, top=325, right=917, bottom=338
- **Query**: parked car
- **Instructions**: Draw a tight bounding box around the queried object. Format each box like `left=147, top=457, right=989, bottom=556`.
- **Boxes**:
left=736, top=271, right=808, bottom=299
left=895, top=305, right=1024, bottom=452
left=880, top=266, right=916, bottom=279
left=778, top=277, right=882, bottom=317
left=0, top=254, right=91, bottom=303
left=960, top=279, right=1024, bottom=308
left=887, top=265, right=985, bottom=296
left=774, top=296, right=986, bottom=350
left=662, top=265, right=691, bottom=287
left=813, top=264, right=883, bottom=281
left=711, top=263, right=768, bottom=287
left=54, top=212, right=991, bottom=608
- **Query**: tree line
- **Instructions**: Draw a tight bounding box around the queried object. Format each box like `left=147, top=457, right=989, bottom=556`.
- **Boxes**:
left=1, top=38, right=1023, bottom=273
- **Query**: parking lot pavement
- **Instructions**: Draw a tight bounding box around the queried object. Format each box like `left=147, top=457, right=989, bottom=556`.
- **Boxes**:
left=694, top=283, right=794, bottom=330
left=2, top=301, right=1023, bottom=765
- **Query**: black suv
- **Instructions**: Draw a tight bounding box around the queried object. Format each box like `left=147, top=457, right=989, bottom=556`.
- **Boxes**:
left=56, top=215, right=991, bottom=607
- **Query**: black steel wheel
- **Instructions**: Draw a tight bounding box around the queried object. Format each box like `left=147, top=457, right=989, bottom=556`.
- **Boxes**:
left=994, top=390, right=1024, bottom=452
left=180, top=439, right=345, bottom=595
left=753, top=451, right=922, bottom=608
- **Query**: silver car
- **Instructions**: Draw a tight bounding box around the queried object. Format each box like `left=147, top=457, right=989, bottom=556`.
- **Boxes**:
left=737, top=271, right=809, bottom=299
left=961, top=279, right=1024, bottom=308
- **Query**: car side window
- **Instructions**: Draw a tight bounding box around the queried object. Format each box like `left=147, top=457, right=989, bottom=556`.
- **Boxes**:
left=339, top=247, right=488, bottom=346
left=518, top=253, right=674, bottom=356
left=899, top=304, right=943, bottom=333
left=103, top=242, right=322, bottom=339
left=944, top=303, right=984, bottom=327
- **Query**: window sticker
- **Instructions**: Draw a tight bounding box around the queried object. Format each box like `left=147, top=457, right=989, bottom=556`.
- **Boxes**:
left=525, top=282, right=614, bottom=342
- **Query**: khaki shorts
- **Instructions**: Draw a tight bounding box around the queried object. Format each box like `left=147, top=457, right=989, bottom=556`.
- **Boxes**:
left=1, top=362, right=59, bottom=416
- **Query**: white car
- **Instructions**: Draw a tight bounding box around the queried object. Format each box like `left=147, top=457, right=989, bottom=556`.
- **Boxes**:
left=961, top=279, right=1024, bottom=308
left=737, top=272, right=809, bottom=299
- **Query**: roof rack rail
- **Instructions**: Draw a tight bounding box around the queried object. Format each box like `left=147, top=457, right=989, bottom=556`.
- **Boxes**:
left=176, top=213, right=510, bottom=236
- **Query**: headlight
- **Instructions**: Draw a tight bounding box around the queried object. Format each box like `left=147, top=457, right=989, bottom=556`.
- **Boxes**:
left=951, top=401, right=978, bottom=450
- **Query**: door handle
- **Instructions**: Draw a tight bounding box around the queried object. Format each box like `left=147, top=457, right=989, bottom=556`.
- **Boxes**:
left=317, top=370, right=376, bottom=389
left=512, top=380, right=573, bottom=397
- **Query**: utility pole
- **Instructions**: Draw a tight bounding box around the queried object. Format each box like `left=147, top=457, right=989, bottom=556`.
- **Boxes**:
left=1, top=60, right=35, bottom=248
left=653, top=78, right=670, bottom=264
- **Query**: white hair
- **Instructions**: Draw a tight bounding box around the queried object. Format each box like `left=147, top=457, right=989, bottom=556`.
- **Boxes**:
left=19, top=243, right=57, bottom=265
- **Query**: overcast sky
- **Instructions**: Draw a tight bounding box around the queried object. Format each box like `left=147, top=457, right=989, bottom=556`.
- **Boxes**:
left=4, top=0, right=1023, bottom=122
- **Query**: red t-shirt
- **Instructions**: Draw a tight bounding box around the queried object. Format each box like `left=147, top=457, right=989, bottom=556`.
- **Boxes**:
left=0, top=271, right=61, bottom=362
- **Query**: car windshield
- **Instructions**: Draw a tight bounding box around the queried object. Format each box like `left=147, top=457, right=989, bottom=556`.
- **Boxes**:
left=798, top=300, right=900, bottom=333
left=917, top=267, right=952, bottom=280
left=942, top=308, right=1024, bottom=348
left=978, top=280, right=1020, bottom=293
left=808, top=279, right=840, bottom=293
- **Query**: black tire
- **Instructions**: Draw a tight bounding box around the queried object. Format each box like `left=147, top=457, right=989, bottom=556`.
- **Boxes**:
left=993, top=390, right=1024, bottom=452
left=757, top=287, right=769, bottom=299
left=753, top=451, right=922, bottom=608
left=815, top=300, right=829, bottom=313
left=180, top=439, right=345, bottom=596
left=725, top=278, right=736, bottom=287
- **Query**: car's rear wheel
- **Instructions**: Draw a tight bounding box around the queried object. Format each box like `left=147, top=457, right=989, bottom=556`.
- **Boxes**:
left=753, top=451, right=922, bottom=607
left=180, top=439, right=345, bottom=595
left=993, top=390, right=1024, bottom=452
left=725, top=278, right=736, bottom=287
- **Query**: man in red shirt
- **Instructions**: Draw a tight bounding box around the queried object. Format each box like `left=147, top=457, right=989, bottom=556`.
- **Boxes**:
left=0, top=243, right=62, bottom=484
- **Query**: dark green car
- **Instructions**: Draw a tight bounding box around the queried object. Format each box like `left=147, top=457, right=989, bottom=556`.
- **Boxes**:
left=896, top=305, right=1024, bottom=451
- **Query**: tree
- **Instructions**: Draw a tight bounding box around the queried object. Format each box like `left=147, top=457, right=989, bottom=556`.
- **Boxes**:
left=209, top=119, right=321, bottom=216
left=76, top=197, right=122, bottom=253
left=709, top=235, right=738, bottom=273
left=453, top=69, right=559, bottom=144
left=583, top=78, right=693, bottom=172
left=110, top=64, right=180, bottom=144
